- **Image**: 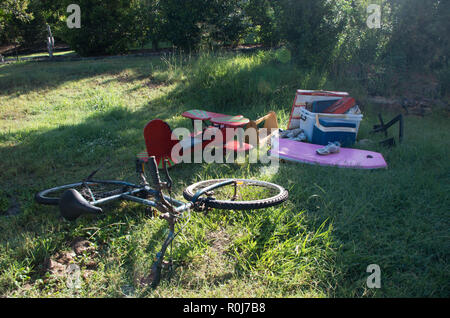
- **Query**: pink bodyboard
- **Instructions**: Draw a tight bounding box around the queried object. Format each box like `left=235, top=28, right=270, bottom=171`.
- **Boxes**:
left=270, top=139, right=387, bottom=169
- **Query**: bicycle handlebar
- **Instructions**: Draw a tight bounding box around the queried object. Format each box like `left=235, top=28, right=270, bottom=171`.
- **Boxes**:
left=148, top=156, right=162, bottom=189
left=163, top=159, right=173, bottom=190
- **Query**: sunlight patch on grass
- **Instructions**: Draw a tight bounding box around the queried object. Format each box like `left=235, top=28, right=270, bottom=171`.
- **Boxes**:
left=0, top=52, right=448, bottom=298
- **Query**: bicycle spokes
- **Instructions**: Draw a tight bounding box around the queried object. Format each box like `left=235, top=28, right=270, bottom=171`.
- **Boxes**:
left=197, top=181, right=278, bottom=202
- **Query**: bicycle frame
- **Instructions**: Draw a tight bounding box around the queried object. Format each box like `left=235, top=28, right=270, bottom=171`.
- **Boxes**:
left=80, top=176, right=240, bottom=214
left=71, top=159, right=242, bottom=288
left=35, top=150, right=289, bottom=289
left=81, top=180, right=194, bottom=213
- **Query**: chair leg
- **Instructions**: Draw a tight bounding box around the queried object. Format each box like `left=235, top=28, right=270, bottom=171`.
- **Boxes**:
left=372, top=114, right=404, bottom=146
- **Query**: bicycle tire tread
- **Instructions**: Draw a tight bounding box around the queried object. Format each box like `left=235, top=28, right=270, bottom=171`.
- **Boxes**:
left=183, top=179, right=288, bottom=210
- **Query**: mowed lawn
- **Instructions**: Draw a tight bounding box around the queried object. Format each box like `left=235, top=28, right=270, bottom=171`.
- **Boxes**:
left=0, top=51, right=448, bottom=297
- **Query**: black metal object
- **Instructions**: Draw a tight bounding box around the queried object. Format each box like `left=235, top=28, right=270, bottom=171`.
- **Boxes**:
left=372, top=113, right=404, bottom=146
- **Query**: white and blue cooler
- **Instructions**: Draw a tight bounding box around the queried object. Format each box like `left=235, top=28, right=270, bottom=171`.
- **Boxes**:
left=311, top=114, right=358, bottom=147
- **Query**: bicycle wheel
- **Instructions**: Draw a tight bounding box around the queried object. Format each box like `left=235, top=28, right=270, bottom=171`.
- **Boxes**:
left=35, top=180, right=135, bottom=205
left=183, top=179, right=288, bottom=210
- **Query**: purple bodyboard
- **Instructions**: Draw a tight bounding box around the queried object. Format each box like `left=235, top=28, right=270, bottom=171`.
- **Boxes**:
left=270, top=138, right=387, bottom=169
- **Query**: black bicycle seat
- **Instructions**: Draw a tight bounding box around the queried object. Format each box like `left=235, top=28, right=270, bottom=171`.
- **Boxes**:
left=59, top=189, right=103, bottom=221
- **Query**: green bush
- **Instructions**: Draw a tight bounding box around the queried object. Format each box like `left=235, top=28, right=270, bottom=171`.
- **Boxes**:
left=159, top=0, right=245, bottom=51
left=244, top=0, right=280, bottom=47
left=274, top=0, right=344, bottom=68
left=57, top=0, right=140, bottom=56
left=438, top=66, right=450, bottom=97
left=133, top=0, right=165, bottom=50
left=0, top=0, right=33, bottom=47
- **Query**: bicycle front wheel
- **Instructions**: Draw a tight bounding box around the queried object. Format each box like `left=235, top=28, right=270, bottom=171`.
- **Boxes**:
left=183, top=179, right=288, bottom=210
left=35, top=180, right=135, bottom=205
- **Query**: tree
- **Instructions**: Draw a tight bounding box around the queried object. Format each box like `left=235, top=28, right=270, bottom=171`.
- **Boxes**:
left=57, top=0, right=141, bottom=56
left=244, top=0, right=280, bottom=46
left=158, top=0, right=204, bottom=51
left=274, top=0, right=344, bottom=67
left=159, top=0, right=246, bottom=51
left=0, top=0, right=33, bottom=49
left=16, top=0, right=66, bottom=50
left=134, top=0, right=165, bottom=50
left=385, top=0, right=449, bottom=71
left=201, top=0, right=246, bottom=48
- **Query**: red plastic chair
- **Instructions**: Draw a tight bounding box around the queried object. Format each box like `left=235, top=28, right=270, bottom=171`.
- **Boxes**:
left=139, top=119, right=180, bottom=168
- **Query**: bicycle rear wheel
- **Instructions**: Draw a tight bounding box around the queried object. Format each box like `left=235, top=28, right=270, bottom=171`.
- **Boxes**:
left=35, top=180, right=134, bottom=205
left=183, top=179, right=288, bottom=210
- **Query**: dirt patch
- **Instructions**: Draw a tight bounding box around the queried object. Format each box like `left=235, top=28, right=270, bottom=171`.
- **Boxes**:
left=114, top=72, right=167, bottom=90
left=42, top=237, right=98, bottom=281
left=366, top=95, right=446, bottom=116
left=144, top=75, right=167, bottom=89
left=398, top=72, right=441, bottom=99
left=207, top=229, right=232, bottom=256
left=43, top=251, right=76, bottom=277
left=1, top=195, right=22, bottom=216
left=365, top=71, right=449, bottom=116
left=0, top=111, right=26, bottom=121
left=146, top=80, right=166, bottom=90
left=136, top=259, right=171, bottom=288
left=115, top=72, right=146, bottom=83
left=71, top=237, right=96, bottom=256
left=82, top=270, right=95, bottom=280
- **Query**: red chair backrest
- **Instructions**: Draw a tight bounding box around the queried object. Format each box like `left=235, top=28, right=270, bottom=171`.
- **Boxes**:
left=143, top=119, right=179, bottom=165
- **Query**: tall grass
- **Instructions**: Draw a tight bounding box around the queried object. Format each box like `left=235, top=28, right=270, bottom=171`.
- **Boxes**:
left=0, top=50, right=448, bottom=297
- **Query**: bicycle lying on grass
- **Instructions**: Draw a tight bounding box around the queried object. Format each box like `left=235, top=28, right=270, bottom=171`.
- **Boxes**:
left=35, top=156, right=288, bottom=287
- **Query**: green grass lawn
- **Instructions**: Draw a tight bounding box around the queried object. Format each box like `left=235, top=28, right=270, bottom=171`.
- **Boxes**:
left=3, top=50, right=77, bottom=60
left=0, top=51, right=448, bottom=297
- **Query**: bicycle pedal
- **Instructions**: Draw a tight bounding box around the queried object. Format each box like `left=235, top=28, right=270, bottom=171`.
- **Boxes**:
left=161, top=260, right=171, bottom=269
left=145, top=207, right=158, bottom=218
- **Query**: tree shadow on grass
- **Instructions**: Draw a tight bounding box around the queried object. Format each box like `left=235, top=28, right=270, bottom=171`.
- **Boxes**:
left=0, top=56, right=168, bottom=98
left=0, top=99, right=262, bottom=292
left=4, top=51, right=432, bottom=297
left=0, top=52, right=333, bottom=295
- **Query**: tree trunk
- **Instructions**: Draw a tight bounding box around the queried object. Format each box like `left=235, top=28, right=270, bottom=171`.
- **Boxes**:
left=152, top=39, right=159, bottom=51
